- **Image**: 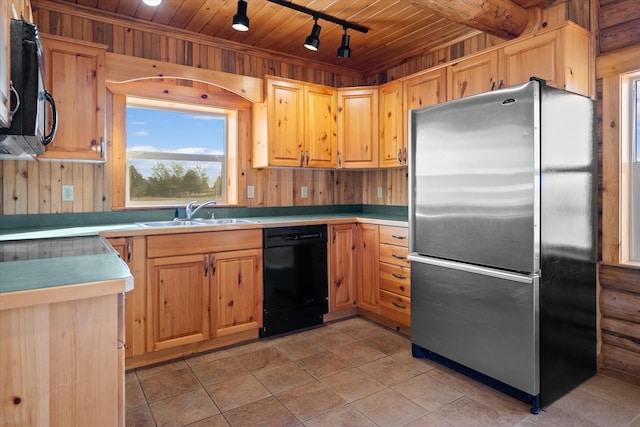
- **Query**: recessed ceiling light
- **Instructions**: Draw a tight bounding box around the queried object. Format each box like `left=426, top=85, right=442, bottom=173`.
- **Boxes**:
left=143, top=0, right=161, bottom=6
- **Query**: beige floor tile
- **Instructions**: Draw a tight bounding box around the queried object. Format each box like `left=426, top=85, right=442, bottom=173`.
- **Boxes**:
left=225, top=339, right=272, bottom=356
left=185, top=349, right=234, bottom=368
left=296, top=351, right=351, bottom=378
left=205, top=374, right=271, bottom=412
left=309, top=330, right=358, bottom=350
left=190, top=357, right=248, bottom=387
left=126, top=404, right=156, bottom=427
left=276, top=381, right=346, bottom=421
left=234, top=346, right=290, bottom=372
left=551, top=388, right=640, bottom=427
left=330, top=318, right=387, bottom=340
left=304, top=403, right=378, bottom=427
left=517, top=404, right=601, bottom=427
left=126, top=372, right=148, bottom=409
left=405, top=413, right=456, bottom=427
left=392, top=372, right=464, bottom=412
left=222, top=396, right=299, bottom=427
left=578, top=374, right=640, bottom=411
left=138, top=366, right=202, bottom=403
left=185, top=414, right=230, bottom=426
left=135, top=360, right=190, bottom=381
left=320, top=367, right=386, bottom=403
left=363, top=331, right=411, bottom=355
left=330, top=340, right=386, bottom=366
left=253, top=360, right=316, bottom=394
left=433, top=395, right=530, bottom=427
left=358, top=355, right=421, bottom=386
left=390, top=346, right=440, bottom=373
left=272, top=336, right=326, bottom=360
left=351, top=388, right=428, bottom=427
left=425, top=365, right=487, bottom=396
left=149, top=388, right=220, bottom=427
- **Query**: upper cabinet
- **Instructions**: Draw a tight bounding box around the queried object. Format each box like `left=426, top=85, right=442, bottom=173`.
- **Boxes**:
left=253, top=77, right=336, bottom=168
left=402, top=67, right=447, bottom=148
left=500, top=23, right=592, bottom=97
left=448, top=50, right=501, bottom=100
left=336, top=87, right=379, bottom=169
left=38, top=34, right=107, bottom=162
left=379, top=81, right=405, bottom=168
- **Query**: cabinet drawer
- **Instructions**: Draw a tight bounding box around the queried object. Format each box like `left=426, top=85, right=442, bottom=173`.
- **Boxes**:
left=379, top=263, right=410, bottom=297
left=379, top=226, right=408, bottom=247
left=379, top=243, right=409, bottom=267
left=147, top=229, right=262, bottom=258
left=379, top=290, right=410, bottom=326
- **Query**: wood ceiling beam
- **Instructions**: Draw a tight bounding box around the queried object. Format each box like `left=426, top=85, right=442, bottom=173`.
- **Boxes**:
left=405, top=0, right=532, bottom=39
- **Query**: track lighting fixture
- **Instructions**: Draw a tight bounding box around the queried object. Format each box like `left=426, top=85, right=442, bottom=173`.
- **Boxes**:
left=142, top=0, right=161, bottom=6
left=337, top=28, right=351, bottom=58
left=304, top=18, right=321, bottom=51
left=232, top=0, right=250, bottom=31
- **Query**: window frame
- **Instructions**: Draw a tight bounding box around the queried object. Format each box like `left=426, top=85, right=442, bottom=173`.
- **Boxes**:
left=124, top=96, right=232, bottom=207
left=621, top=71, right=640, bottom=262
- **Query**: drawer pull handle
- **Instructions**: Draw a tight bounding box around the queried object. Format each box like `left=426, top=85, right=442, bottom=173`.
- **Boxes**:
left=392, top=301, right=407, bottom=309
left=391, top=235, right=407, bottom=239
left=392, top=254, right=407, bottom=260
left=392, top=273, right=407, bottom=280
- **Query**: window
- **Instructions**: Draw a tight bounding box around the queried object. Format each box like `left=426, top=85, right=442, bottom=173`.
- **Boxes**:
left=622, top=71, right=640, bottom=262
left=125, top=97, right=237, bottom=207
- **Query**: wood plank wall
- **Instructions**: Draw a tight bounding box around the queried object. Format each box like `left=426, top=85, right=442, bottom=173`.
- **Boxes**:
left=596, top=0, right=640, bottom=379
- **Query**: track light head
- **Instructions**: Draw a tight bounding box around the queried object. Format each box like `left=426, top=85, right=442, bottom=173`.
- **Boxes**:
left=304, top=19, right=321, bottom=51
left=143, top=0, right=161, bottom=6
left=232, top=0, right=250, bottom=31
left=337, top=29, right=351, bottom=58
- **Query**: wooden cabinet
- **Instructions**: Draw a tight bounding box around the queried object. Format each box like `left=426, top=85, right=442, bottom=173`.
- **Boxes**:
left=145, top=229, right=262, bottom=353
left=107, top=236, right=147, bottom=359
left=356, top=223, right=380, bottom=313
left=147, top=254, right=210, bottom=352
left=500, top=23, right=592, bottom=97
left=448, top=50, right=501, bottom=100
left=329, top=223, right=357, bottom=312
left=402, top=67, right=447, bottom=145
left=336, top=87, right=379, bottom=168
left=379, top=81, right=405, bottom=168
left=211, top=248, right=262, bottom=337
left=38, top=34, right=107, bottom=162
left=254, top=77, right=336, bottom=168
left=378, top=225, right=410, bottom=327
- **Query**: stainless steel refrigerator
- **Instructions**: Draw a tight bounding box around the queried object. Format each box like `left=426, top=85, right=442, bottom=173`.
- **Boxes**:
left=408, top=79, right=596, bottom=413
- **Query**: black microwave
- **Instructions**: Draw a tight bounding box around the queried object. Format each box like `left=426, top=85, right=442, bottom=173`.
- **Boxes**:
left=0, top=19, right=57, bottom=158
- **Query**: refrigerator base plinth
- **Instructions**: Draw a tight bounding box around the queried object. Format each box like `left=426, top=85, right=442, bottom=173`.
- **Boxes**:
left=411, top=343, right=541, bottom=414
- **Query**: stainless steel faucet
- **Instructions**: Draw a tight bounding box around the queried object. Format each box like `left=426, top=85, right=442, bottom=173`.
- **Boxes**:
left=185, top=200, right=217, bottom=219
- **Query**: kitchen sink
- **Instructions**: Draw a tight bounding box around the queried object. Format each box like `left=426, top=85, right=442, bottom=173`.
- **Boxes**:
left=136, top=218, right=256, bottom=228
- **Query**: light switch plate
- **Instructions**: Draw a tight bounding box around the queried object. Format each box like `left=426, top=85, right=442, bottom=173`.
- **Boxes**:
left=247, top=185, right=255, bottom=199
left=62, top=185, right=74, bottom=202
left=301, top=186, right=308, bottom=198
left=377, top=187, right=383, bottom=199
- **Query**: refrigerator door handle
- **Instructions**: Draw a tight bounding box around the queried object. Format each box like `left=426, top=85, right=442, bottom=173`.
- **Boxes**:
left=408, top=253, right=538, bottom=284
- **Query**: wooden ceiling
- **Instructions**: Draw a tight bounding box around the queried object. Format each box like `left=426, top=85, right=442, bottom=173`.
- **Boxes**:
left=42, top=0, right=484, bottom=75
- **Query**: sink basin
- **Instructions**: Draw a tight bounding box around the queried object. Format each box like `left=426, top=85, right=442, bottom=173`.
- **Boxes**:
left=192, top=218, right=256, bottom=225
left=136, top=218, right=256, bottom=228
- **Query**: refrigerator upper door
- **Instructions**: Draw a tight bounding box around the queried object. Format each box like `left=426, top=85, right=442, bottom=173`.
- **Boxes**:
left=409, top=81, right=540, bottom=273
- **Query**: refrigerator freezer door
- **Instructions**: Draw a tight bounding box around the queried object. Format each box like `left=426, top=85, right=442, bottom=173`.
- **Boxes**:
left=409, top=81, right=540, bottom=273
left=410, top=254, right=539, bottom=396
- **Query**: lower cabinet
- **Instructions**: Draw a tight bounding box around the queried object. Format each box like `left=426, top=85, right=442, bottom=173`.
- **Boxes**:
left=357, top=223, right=380, bottom=313
left=328, top=224, right=357, bottom=312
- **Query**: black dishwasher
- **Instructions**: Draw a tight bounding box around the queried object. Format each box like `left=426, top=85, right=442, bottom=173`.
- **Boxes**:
left=261, top=224, right=328, bottom=337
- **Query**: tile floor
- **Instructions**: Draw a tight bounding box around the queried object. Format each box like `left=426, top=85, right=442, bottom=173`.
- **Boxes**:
left=126, top=317, right=640, bottom=427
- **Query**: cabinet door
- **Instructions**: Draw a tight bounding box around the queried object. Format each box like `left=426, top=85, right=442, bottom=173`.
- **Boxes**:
left=108, top=236, right=147, bottom=359
left=356, top=223, right=380, bottom=313
left=447, top=50, right=500, bottom=100
left=337, top=88, right=379, bottom=168
left=211, top=249, right=263, bottom=337
left=0, top=3, right=9, bottom=128
left=403, top=67, right=446, bottom=145
left=379, top=81, right=405, bottom=168
left=147, top=254, right=209, bottom=352
left=39, top=35, right=106, bottom=161
left=305, top=84, right=337, bottom=168
left=266, top=78, right=305, bottom=167
left=329, top=224, right=357, bottom=311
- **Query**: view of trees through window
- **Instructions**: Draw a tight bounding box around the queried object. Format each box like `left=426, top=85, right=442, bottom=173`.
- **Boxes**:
left=125, top=98, right=228, bottom=206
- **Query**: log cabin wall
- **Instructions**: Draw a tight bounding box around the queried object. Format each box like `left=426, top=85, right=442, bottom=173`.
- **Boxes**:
left=596, top=0, right=640, bottom=378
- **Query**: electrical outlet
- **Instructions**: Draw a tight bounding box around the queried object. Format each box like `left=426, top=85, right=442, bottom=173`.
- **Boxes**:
left=247, top=185, right=255, bottom=199
left=301, top=186, right=308, bottom=198
left=377, top=187, right=383, bottom=199
left=62, top=185, right=74, bottom=202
